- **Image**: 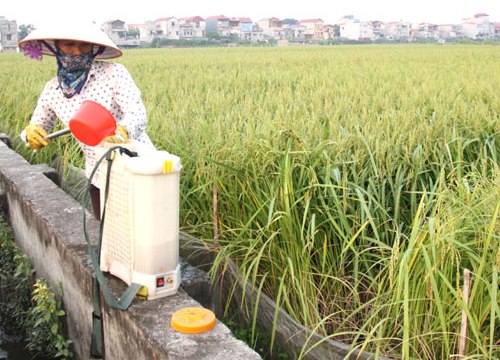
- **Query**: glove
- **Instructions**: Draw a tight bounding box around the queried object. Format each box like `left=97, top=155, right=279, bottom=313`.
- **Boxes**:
left=104, top=125, right=129, bottom=144
left=25, top=124, right=49, bottom=150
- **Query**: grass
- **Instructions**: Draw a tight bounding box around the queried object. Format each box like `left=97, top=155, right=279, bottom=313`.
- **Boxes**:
left=0, top=213, right=73, bottom=359
left=1, top=44, right=499, bottom=358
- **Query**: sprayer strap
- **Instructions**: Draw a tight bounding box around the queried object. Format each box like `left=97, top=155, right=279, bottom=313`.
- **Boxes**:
left=85, top=146, right=142, bottom=309
left=93, top=147, right=142, bottom=309
left=89, top=247, right=142, bottom=310
left=90, top=280, right=103, bottom=359
left=83, top=146, right=141, bottom=358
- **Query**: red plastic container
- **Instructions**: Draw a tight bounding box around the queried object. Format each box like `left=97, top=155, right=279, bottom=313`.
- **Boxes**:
left=69, top=100, right=116, bottom=146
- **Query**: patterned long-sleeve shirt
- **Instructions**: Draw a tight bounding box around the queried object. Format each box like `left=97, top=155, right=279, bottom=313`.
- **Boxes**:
left=25, top=61, right=155, bottom=187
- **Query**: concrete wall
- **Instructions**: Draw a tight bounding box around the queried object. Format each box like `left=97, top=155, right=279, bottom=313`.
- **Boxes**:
left=0, top=140, right=260, bottom=360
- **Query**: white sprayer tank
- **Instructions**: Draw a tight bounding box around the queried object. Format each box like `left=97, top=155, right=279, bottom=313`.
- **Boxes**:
left=99, top=148, right=182, bottom=300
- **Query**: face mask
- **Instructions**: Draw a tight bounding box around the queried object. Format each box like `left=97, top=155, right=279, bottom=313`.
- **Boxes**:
left=55, top=48, right=95, bottom=98
left=57, top=52, right=94, bottom=72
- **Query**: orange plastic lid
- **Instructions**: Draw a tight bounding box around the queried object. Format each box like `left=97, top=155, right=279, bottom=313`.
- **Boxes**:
left=171, top=307, right=216, bottom=334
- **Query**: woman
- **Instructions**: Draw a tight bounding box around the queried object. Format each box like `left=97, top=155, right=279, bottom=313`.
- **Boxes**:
left=18, top=21, right=155, bottom=218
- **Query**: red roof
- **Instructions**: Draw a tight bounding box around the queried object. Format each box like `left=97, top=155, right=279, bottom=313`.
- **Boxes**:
left=206, top=15, right=229, bottom=21
left=300, top=19, right=323, bottom=23
left=155, top=17, right=176, bottom=22
left=179, top=16, right=205, bottom=22
left=238, top=17, right=252, bottom=23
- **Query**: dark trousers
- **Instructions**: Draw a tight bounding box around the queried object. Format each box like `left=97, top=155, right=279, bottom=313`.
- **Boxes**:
left=90, top=184, right=101, bottom=220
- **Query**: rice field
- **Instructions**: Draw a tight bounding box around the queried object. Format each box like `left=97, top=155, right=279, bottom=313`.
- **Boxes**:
left=1, top=44, right=499, bottom=359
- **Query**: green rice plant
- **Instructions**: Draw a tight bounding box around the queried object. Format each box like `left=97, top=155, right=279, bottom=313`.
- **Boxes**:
left=2, top=45, right=499, bottom=358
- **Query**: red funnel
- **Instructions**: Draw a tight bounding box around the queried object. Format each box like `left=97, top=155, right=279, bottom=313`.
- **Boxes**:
left=69, top=100, right=116, bottom=146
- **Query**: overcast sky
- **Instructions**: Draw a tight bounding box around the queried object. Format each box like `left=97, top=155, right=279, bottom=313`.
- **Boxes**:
left=3, top=0, right=499, bottom=27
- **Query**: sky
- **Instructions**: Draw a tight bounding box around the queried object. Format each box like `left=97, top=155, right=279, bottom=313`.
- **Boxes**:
left=2, top=0, right=499, bottom=27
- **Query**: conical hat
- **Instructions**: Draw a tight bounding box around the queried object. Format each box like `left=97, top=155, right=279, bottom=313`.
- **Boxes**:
left=18, top=20, right=122, bottom=60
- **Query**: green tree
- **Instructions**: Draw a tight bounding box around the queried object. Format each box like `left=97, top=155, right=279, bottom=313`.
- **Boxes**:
left=282, top=18, right=298, bottom=25
left=127, top=28, right=140, bottom=39
left=18, top=24, right=35, bottom=41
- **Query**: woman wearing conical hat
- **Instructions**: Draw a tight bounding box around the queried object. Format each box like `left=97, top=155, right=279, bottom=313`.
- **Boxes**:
left=18, top=20, right=155, bottom=219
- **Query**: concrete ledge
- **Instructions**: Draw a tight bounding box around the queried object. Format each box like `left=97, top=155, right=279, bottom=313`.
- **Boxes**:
left=0, top=133, right=12, bottom=148
left=0, top=141, right=260, bottom=360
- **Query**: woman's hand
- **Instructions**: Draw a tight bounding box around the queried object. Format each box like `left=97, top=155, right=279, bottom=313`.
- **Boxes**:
left=25, top=124, right=50, bottom=150
left=104, top=125, right=129, bottom=144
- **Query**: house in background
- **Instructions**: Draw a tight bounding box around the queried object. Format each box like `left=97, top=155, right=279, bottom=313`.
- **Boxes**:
left=0, top=16, right=18, bottom=52
left=322, top=24, right=337, bottom=40
left=358, top=22, right=375, bottom=41
left=179, top=16, right=205, bottom=39
left=410, top=23, right=438, bottom=40
left=239, top=19, right=264, bottom=42
left=102, top=20, right=139, bottom=48
left=102, top=20, right=127, bottom=44
left=384, top=21, right=411, bottom=41
left=437, top=24, right=460, bottom=40
left=371, top=21, right=385, bottom=41
left=127, top=22, right=155, bottom=43
left=126, top=21, right=155, bottom=43
left=257, top=18, right=284, bottom=39
left=238, top=18, right=253, bottom=34
left=239, top=23, right=265, bottom=42
left=229, top=17, right=253, bottom=39
left=282, top=21, right=300, bottom=39
left=205, top=15, right=231, bottom=37
left=6, top=11, right=497, bottom=48
left=461, top=13, right=494, bottom=39
left=339, top=15, right=362, bottom=40
left=299, top=19, right=325, bottom=40
left=154, top=17, right=180, bottom=39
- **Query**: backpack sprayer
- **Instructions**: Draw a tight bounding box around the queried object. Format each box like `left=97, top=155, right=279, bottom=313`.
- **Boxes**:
left=45, top=100, right=182, bottom=301
left=45, top=101, right=214, bottom=358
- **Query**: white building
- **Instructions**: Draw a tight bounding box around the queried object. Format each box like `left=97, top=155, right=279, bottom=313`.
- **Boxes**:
left=102, top=20, right=139, bottom=48
left=384, top=21, right=411, bottom=41
left=179, top=16, right=205, bottom=39
left=205, top=15, right=231, bottom=37
left=127, top=22, right=155, bottom=43
left=461, top=13, right=494, bottom=39
left=0, top=17, right=18, bottom=52
left=154, top=17, right=180, bottom=39
left=299, top=19, right=325, bottom=40
left=257, top=18, right=284, bottom=39
left=338, top=16, right=375, bottom=41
